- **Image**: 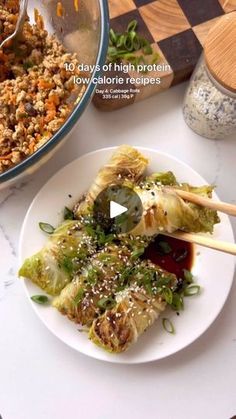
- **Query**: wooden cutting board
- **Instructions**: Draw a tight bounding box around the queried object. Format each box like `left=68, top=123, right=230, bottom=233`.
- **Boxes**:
left=93, top=0, right=236, bottom=111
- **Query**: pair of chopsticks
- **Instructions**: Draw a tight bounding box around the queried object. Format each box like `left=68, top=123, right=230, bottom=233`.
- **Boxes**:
left=164, top=189, right=236, bottom=256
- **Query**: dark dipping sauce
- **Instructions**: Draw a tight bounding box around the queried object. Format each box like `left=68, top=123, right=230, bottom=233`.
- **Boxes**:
left=144, top=235, right=194, bottom=279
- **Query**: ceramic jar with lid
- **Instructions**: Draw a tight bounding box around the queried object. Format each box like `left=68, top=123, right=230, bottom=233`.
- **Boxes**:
left=183, top=12, right=236, bottom=140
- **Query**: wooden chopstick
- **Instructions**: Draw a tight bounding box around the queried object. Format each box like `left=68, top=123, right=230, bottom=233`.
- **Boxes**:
left=164, top=231, right=236, bottom=256
left=172, top=189, right=236, bottom=217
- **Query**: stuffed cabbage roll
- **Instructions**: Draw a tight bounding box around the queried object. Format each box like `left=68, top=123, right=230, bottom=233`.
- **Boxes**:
left=19, top=220, right=97, bottom=296
left=143, top=171, right=215, bottom=197
left=74, top=145, right=149, bottom=216
left=89, top=261, right=177, bottom=353
left=130, top=172, right=219, bottom=236
left=53, top=238, right=151, bottom=326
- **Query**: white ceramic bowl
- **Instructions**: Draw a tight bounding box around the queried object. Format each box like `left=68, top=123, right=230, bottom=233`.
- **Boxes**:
left=0, top=0, right=109, bottom=190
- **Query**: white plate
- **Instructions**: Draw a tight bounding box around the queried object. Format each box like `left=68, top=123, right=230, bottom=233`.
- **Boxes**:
left=19, top=147, right=235, bottom=364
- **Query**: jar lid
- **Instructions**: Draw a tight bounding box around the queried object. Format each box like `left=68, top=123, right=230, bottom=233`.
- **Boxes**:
left=204, top=12, right=236, bottom=93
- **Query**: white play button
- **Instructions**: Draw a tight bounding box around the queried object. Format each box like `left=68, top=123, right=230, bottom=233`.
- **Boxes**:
left=93, top=185, right=143, bottom=233
left=110, top=201, right=128, bottom=219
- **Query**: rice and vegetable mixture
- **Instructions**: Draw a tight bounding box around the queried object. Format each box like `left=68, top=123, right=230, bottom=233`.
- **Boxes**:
left=0, top=0, right=81, bottom=174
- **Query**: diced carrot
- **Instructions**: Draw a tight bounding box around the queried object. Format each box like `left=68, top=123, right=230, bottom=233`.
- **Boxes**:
left=45, top=97, right=57, bottom=122
left=8, top=92, right=16, bottom=105
left=38, top=79, right=54, bottom=89
left=57, top=2, right=65, bottom=18
left=45, top=102, right=55, bottom=112
left=39, top=117, right=45, bottom=131
left=74, top=0, right=79, bottom=12
left=29, top=141, right=35, bottom=154
left=0, top=153, right=13, bottom=161
left=34, top=8, right=45, bottom=30
left=45, top=110, right=56, bottom=123
left=48, top=94, right=60, bottom=106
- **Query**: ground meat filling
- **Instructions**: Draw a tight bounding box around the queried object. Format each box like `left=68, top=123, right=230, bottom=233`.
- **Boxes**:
left=0, top=1, right=81, bottom=174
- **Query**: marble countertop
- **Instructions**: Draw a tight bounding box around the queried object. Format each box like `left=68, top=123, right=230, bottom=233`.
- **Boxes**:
left=0, top=83, right=235, bottom=419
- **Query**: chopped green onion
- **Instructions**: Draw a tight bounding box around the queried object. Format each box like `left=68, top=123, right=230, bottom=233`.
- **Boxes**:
left=156, top=277, right=172, bottom=287
left=133, top=37, right=141, bottom=51
left=99, top=254, right=117, bottom=263
left=184, top=285, right=201, bottom=297
left=108, top=46, right=118, bottom=56
left=74, top=288, right=85, bottom=305
left=64, top=206, right=74, bottom=220
left=171, top=292, right=184, bottom=311
left=162, top=287, right=173, bottom=305
left=109, top=28, right=117, bottom=44
left=116, top=34, right=125, bottom=48
left=125, top=36, right=135, bottom=51
left=183, top=269, right=194, bottom=284
left=144, top=282, right=153, bottom=295
left=127, top=19, right=138, bottom=32
left=39, top=222, right=55, bottom=235
left=152, top=52, right=160, bottom=64
left=162, top=318, right=175, bottom=334
left=118, top=266, right=135, bottom=289
left=157, top=241, right=172, bottom=254
left=142, top=44, right=153, bottom=55
left=107, top=19, right=159, bottom=70
left=84, top=225, right=115, bottom=246
left=129, top=30, right=136, bottom=43
left=97, top=296, right=116, bottom=311
left=131, top=247, right=145, bottom=260
left=85, top=225, right=96, bottom=237
left=103, top=233, right=115, bottom=244
left=31, top=295, right=49, bottom=305
left=87, top=267, right=99, bottom=285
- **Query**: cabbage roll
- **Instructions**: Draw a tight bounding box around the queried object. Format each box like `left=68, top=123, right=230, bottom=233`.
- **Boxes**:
left=144, top=171, right=215, bottom=197
left=53, top=238, right=151, bottom=326
left=130, top=173, right=220, bottom=236
left=19, top=220, right=97, bottom=296
left=89, top=261, right=177, bottom=353
left=74, top=145, right=149, bottom=216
